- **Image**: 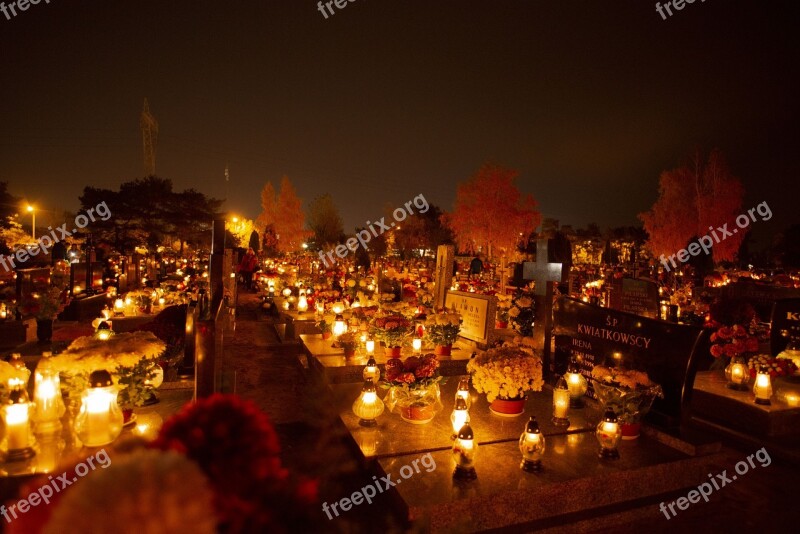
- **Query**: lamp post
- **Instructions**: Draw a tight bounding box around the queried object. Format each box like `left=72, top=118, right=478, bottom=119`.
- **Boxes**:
left=26, top=205, right=35, bottom=241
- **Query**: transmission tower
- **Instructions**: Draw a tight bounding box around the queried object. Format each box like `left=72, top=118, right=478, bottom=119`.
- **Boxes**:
left=141, top=98, right=158, bottom=176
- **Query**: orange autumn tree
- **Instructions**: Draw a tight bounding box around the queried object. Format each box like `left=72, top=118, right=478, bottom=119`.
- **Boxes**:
left=256, top=177, right=310, bottom=253
left=444, top=164, right=541, bottom=259
left=639, top=149, right=745, bottom=263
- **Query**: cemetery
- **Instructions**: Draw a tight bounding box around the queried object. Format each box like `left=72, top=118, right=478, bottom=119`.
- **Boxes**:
left=1, top=1, right=798, bottom=532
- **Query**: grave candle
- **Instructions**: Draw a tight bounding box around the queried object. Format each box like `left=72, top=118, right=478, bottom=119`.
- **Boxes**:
left=114, top=298, right=125, bottom=315
left=362, top=356, right=380, bottom=383
left=412, top=337, right=422, bottom=353
left=565, top=362, right=587, bottom=408
left=596, top=408, right=621, bottom=459
left=450, top=397, right=469, bottom=438
left=552, top=376, right=570, bottom=427
left=753, top=367, right=772, bottom=406
left=75, top=370, right=123, bottom=447
left=297, top=293, right=308, bottom=313
left=33, top=356, right=66, bottom=432
left=455, top=376, right=471, bottom=408
left=452, top=421, right=477, bottom=480
left=352, top=380, right=384, bottom=427
left=365, top=338, right=375, bottom=355
left=3, top=381, right=35, bottom=460
left=333, top=314, right=347, bottom=337
left=519, top=416, right=545, bottom=472
left=725, top=355, right=749, bottom=390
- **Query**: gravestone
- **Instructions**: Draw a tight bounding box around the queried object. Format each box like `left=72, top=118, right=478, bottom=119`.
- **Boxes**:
left=445, top=291, right=496, bottom=349
left=553, top=297, right=709, bottom=428
left=522, top=239, right=569, bottom=369
left=769, top=298, right=800, bottom=356
left=433, top=245, right=454, bottom=309
left=722, top=281, right=800, bottom=321
left=609, top=278, right=659, bottom=319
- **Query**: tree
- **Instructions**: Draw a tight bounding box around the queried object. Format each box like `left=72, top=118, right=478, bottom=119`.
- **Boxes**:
left=639, top=149, right=745, bottom=264
left=227, top=217, right=255, bottom=248
left=307, top=194, right=344, bottom=249
left=256, top=177, right=310, bottom=253
left=0, top=182, right=20, bottom=229
left=444, top=164, right=541, bottom=258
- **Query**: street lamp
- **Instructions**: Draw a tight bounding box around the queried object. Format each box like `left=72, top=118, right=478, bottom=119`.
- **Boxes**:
left=26, top=205, right=35, bottom=240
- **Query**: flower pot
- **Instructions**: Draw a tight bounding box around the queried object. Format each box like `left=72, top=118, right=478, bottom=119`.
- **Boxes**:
left=621, top=422, right=641, bottom=440
left=399, top=403, right=438, bottom=424
left=387, top=346, right=403, bottom=357
left=495, top=321, right=508, bottom=329
left=489, top=397, right=526, bottom=417
left=434, top=344, right=452, bottom=356
left=322, top=332, right=332, bottom=340
left=36, top=319, right=54, bottom=343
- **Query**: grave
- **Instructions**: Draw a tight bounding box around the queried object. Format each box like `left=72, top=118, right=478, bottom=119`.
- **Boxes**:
left=721, top=280, right=800, bottom=321
left=444, top=291, right=496, bottom=349
left=769, top=298, right=800, bottom=355
left=608, top=277, right=659, bottom=319
left=552, top=297, right=711, bottom=428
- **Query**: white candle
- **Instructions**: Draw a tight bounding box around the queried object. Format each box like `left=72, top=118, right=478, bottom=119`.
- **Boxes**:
left=5, top=404, right=29, bottom=450
left=34, top=377, right=60, bottom=422
left=86, top=390, right=113, bottom=445
left=553, top=389, right=570, bottom=418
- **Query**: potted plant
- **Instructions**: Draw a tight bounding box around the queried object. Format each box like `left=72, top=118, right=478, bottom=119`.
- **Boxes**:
left=316, top=315, right=333, bottom=340
left=467, top=344, right=544, bottom=416
left=370, top=314, right=411, bottom=357
left=15, top=286, right=70, bottom=343
left=424, top=311, right=461, bottom=356
left=381, top=354, right=443, bottom=424
left=336, top=332, right=359, bottom=358
left=591, top=365, right=664, bottom=439
left=709, top=323, right=759, bottom=370
left=508, top=291, right=535, bottom=337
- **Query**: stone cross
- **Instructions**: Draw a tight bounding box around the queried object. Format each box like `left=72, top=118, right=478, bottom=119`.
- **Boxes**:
left=434, top=245, right=454, bottom=309
left=524, top=239, right=569, bottom=373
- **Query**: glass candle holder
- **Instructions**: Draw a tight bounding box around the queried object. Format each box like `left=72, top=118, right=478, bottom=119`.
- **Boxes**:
left=333, top=314, right=347, bottom=337
left=455, top=376, right=471, bottom=409
left=552, top=376, right=570, bottom=427
left=519, top=416, right=545, bottom=472
left=565, top=363, right=587, bottom=408
left=452, top=421, right=477, bottom=480
left=74, top=370, right=124, bottom=447
left=596, top=408, right=622, bottom=459
left=352, top=380, right=384, bottom=427
left=450, top=397, right=469, bottom=439
left=362, top=357, right=380, bottom=383
left=753, top=367, right=772, bottom=406
left=2, top=381, right=36, bottom=461
left=33, top=355, right=66, bottom=434
left=725, top=355, right=749, bottom=390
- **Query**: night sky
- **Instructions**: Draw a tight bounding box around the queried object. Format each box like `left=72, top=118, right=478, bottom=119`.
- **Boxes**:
left=1, top=0, right=798, bottom=249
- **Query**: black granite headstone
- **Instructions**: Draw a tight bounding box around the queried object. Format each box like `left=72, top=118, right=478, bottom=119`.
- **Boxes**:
left=722, top=281, right=800, bottom=321
left=553, top=297, right=709, bottom=428
left=769, top=298, right=800, bottom=356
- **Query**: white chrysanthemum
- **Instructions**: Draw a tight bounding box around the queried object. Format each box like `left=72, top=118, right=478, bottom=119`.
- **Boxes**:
left=51, top=332, right=166, bottom=375
left=44, top=449, right=217, bottom=534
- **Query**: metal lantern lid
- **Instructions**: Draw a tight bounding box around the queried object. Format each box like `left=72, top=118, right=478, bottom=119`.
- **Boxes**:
left=555, top=375, right=568, bottom=391
left=602, top=408, right=618, bottom=423
left=454, top=397, right=468, bottom=411
left=456, top=422, right=474, bottom=441
left=524, top=416, right=540, bottom=434
left=366, top=356, right=377, bottom=367
left=89, top=369, right=114, bottom=388
left=97, top=321, right=111, bottom=331
left=362, top=380, right=377, bottom=393
left=567, top=361, right=581, bottom=374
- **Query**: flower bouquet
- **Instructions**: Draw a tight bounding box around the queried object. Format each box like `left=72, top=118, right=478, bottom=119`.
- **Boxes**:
left=15, top=286, right=69, bottom=320
left=467, top=345, right=544, bottom=415
left=508, top=291, right=535, bottom=337
left=591, top=365, right=664, bottom=438
left=370, top=314, right=412, bottom=356
left=424, top=311, right=461, bottom=356
left=50, top=331, right=166, bottom=413
left=316, top=314, right=334, bottom=340
left=495, top=294, right=511, bottom=328
left=382, top=354, right=443, bottom=424
left=747, top=354, right=797, bottom=379
left=709, top=324, right=759, bottom=370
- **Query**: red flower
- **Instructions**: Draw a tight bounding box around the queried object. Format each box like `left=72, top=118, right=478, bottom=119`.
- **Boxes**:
left=732, top=325, right=747, bottom=338
left=710, top=344, right=724, bottom=358
left=745, top=337, right=759, bottom=352
left=397, top=372, right=416, bottom=384
left=415, top=360, right=438, bottom=379
left=717, top=327, right=734, bottom=340
left=385, top=358, right=403, bottom=373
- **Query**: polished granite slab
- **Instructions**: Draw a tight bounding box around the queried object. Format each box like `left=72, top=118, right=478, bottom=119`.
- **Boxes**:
left=301, top=334, right=474, bottom=383
left=692, top=370, right=800, bottom=437
left=276, top=310, right=320, bottom=341
left=377, top=432, right=726, bottom=532
left=336, top=378, right=600, bottom=459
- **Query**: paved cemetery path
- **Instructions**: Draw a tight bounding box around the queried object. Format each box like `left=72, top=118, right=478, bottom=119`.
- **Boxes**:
left=226, top=290, right=409, bottom=533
